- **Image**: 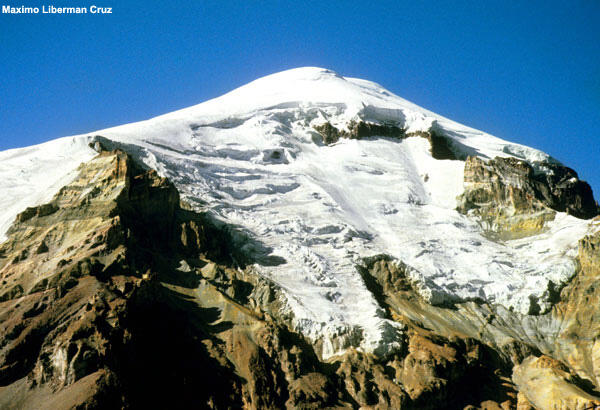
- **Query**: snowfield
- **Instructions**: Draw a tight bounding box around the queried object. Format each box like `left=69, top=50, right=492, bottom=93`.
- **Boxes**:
left=1, top=67, right=596, bottom=358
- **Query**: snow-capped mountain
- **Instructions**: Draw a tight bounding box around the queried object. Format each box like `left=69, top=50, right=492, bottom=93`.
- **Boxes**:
left=3, top=67, right=600, bottom=408
left=1, top=67, right=597, bottom=359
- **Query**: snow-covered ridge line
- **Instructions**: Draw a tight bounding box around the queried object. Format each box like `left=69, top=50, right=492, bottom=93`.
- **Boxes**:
left=0, top=67, right=595, bottom=358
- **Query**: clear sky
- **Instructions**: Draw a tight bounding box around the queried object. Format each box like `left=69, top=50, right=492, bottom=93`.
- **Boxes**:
left=1, top=0, right=599, bottom=196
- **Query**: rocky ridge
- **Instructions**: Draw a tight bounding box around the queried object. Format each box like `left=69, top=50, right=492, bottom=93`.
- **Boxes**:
left=313, top=121, right=458, bottom=161
left=457, top=156, right=597, bottom=240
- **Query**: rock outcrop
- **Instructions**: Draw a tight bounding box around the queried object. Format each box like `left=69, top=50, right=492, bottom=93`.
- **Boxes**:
left=457, top=156, right=597, bottom=239
left=314, top=120, right=460, bottom=161
left=548, top=229, right=600, bottom=393
left=355, top=239, right=600, bottom=409
left=314, top=120, right=405, bottom=145
left=512, top=355, right=600, bottom=410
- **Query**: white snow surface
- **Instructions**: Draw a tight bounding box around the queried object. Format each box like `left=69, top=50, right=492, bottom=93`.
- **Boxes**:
left=1, top=67, right=596, bottom=358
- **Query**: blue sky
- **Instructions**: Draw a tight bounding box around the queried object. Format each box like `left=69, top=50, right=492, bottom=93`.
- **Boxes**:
left=1, top=0, right=599, bottom=195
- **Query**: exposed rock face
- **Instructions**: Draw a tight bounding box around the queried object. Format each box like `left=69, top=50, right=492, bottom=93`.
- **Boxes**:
left=536, top=163, right=599, bottom=219
left=513, top=355, right=600, bottom=410
left=404, top=130, right=459, bottom=160
left=458, top=156, right=597, bottom=239
left=549, top=229, right=600, bottom=392
left=314, top=120, right=405, bottom=145
left=356, top=240, right=600, bottom=409
left=313, top=121, right=344, bottom=144
left=314, top=120, right=460, bottom=161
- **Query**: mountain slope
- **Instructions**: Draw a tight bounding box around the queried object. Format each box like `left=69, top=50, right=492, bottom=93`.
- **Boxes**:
left=1, top=67, right=596, bottom=357
left=0, top=148, right=524, bottom=409
left=1, top=67, right=599, bottom=408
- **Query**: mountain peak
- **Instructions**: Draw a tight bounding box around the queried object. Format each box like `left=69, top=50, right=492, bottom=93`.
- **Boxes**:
left=253, top=66, right=345, bottom=81
left=0, top=68, right=597, bottom=362
left=179, top=66, right=382, bottom=119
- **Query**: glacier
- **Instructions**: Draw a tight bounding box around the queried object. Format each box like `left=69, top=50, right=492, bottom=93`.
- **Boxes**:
left=1, top=67, right=596, bottom=358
